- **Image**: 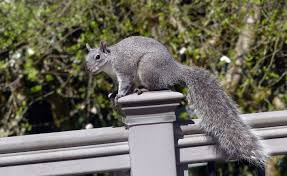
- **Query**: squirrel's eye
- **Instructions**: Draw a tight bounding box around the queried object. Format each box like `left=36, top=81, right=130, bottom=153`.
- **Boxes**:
left=95, top=55, right=100, bottom=60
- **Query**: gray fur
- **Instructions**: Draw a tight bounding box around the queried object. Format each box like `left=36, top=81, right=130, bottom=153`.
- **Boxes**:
left=85, top=36, right=267, bottom=166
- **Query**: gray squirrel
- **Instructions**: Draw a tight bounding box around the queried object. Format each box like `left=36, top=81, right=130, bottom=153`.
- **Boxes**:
left=85, top=36, right=266, bottom=166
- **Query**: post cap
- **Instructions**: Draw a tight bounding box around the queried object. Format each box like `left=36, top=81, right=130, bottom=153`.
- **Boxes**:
left=118, top=90, right=184, bottom=126
left=118, top=90, right=184, bottom=107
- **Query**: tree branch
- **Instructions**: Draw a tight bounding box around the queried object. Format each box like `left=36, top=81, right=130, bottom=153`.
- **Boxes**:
left=223, top=4, right=261, bottom=91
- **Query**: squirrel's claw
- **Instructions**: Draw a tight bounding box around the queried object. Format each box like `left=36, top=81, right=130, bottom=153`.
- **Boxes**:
left=113, top=94, right=125, bottom=107
left=108, top=92, right=117, bottom=100
left=108, top=92, right=118, bottom=106
left=134, top=88, right=149, bottom=95
left=115, top=93, right=125, bottom=100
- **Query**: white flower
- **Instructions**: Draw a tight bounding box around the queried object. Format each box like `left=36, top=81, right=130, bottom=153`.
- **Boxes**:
left=90, top=107, right=98, bottom=114
left=85, top=123, right=94, bottom=129
left=220, top=55, right=231, bottom=63
left=79, top=104, right=85, bottom=110
left=246, top=16, right=255, bottom=24
left=12, top=52, right=21, bottom=59
left=179, top=47, right=186, bottom=55
left=9, top=59, right=16, bottom=67
left=27, top=48, right=35, bottom=55
left=49, top=37, right=55, bottom=44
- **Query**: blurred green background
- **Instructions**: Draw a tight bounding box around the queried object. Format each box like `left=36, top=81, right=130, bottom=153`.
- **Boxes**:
left=0, top=0, right=286, bottom=175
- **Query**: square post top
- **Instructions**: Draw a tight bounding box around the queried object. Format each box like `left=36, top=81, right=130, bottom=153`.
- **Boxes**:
left=118, top=90, right=184, bottom=126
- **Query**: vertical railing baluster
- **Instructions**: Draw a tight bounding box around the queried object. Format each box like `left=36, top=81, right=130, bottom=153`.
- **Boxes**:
left=207, top=161, right=216, bottom=176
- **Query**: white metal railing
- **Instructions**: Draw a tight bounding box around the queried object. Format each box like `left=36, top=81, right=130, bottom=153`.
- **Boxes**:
left=0, top=91, right=286, bottom=176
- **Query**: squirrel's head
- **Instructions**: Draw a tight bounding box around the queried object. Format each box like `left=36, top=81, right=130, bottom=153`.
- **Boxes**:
left=85, top=41, right=111, bottom=74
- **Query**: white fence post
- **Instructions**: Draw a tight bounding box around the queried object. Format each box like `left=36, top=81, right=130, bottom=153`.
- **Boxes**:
left=118, top=91, right=184, bottom=176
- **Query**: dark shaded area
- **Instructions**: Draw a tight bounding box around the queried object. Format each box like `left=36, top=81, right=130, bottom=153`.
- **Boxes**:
left=24, top=101, right=58, bottom=134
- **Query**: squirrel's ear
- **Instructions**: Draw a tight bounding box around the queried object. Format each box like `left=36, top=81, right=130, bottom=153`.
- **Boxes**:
left=86, top=43, right=91, bottom=51
left=100, top=41, right=110, bottom=53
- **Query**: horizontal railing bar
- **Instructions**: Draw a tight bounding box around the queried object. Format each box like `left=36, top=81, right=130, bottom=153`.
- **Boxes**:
left=188, top=163, right=208, bottom=168
left=181, top=110, right=287, bottom=135
left=178, top=125, right=287, bottom=147
left=179, top=137, right=287, bottom=164
left=0, top=127, right=127, bottom=154
left=0, top=111, right=284, bottom=148
left=253, top=126, right=287, bottom=139
left=264, top=137, right=287, bottom=155
left=242, top=110, right=287, bottom=128
left=0, top=142, right=129, bottom=167
left=0, top=154, right=131, bottom=176
left=180, top=145, right=220, bottom=164
left=2, top=125, right=286, bottom=167
left=178, top=134, right=213, bottom=148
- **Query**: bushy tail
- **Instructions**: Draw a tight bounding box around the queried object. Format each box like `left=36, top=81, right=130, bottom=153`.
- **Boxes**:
left=182, top=66, right=266, bottom=166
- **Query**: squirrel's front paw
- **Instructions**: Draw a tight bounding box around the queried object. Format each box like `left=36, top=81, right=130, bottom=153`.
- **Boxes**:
left=112, top=94, right=125, bottom=107
left=115, top=94, right=125, bottom=101
left=108, top=92, right=117, bottom=100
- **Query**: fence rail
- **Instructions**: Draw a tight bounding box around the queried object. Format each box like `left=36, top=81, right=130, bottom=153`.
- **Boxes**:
left=0, top=91, right=286, bottom=176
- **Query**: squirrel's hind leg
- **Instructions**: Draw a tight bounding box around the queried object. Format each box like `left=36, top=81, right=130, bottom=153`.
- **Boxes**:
left=137, top=53, right=173, bottom=90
